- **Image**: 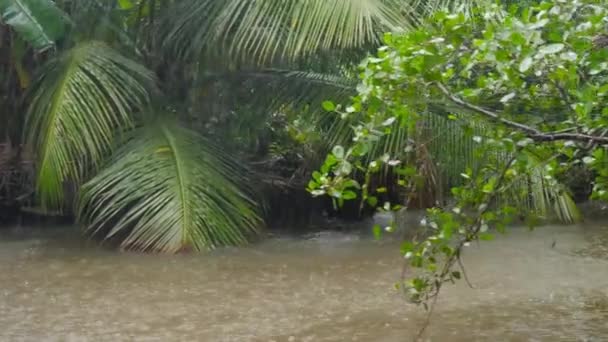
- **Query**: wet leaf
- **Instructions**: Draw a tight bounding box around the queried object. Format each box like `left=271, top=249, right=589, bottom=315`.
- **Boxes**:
left=539, top=43, right=564, bottom=54
left=500, top=92, right=516, bottom=103
left=479, top=233, right=494, bottom=241
left=332, top=145, right=345, bottom=159
left=519, top=57, right=533, bottom=72
left=322, top=101, right=335, bottom=111
left=372, top=224, right=382, bottom=240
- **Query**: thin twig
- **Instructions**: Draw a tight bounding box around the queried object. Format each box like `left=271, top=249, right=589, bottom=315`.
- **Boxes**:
left=415, top=291, right=440, bottom=341
left=457, top=253, right=475, bottom=289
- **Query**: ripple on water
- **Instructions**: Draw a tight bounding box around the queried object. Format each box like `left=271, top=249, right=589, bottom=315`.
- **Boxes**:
left=0, top=224, right=607, bottom=341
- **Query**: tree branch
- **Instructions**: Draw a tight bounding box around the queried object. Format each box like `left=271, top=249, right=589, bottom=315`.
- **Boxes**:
left=435, top=83, right=608, bottom=144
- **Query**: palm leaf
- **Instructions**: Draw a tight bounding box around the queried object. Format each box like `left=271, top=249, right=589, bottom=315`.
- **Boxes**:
left=507, top=151, right=581, bottom=223
left=0, top=0, right=67, bottom=51
left=25, top=41, right=155, bottom=209
left=79, top=119, right=261, bottom=253
left=164, top=0, right=408, bottom=62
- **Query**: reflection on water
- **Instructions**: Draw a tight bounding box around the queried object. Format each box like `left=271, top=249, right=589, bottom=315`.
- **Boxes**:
left=0, top=224, right=607, bottom=341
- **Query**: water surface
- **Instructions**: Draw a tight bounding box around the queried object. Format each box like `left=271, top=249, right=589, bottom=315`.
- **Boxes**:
left=0, top=224, right=607, bottom=341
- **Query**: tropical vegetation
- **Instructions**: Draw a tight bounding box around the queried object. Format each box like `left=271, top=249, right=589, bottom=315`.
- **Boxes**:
left=0, top=0, right=599, bottom=265
left=0, top=0, right=500, bottom=251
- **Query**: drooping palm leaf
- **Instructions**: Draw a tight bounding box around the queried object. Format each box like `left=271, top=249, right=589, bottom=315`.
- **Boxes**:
left=164, top=0, right=408, bottom=62
left=506, top=151, right=580, bottom=223
left=25, top=41, right=155, bottom=209
left=79, top=119, right=261, bottom=253
left=0, top=0, right=67, bottom=51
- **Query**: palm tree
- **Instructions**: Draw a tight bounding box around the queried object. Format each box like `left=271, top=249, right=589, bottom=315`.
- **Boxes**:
left=0, top=0, right=264, bottom=252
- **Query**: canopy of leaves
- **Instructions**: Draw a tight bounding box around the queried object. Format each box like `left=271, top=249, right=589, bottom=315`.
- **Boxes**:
left=309, top=0, right=608, bottom=308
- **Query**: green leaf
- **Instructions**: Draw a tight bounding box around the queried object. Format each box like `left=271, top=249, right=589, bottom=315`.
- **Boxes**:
left=500, top=92, right=516, bottom=103
left=342, top=190, right=357, bottom=200
left=0, top=0, right=67, bottom=51
left=400, top=241, right=414, bottom=255
left=117, top=0, right=134, bottom=10
left=367, top=196, right=378, bottom=207
left=482, top=182, right=494, bottom=193
left=338, top=161, right=352, bottom=175
left=307, top=180, right=317, bottom=190
left=519, top=57, right=533, bottom=73
left=479, top=233, right=494, bottom=241
left=344, top=179, right=361, bottom=189
left=583, top=156, right=595, bottom=165
left=322, top=100, right=336, bottom=112
left=372, top=224, right=382, bottom=240
left=312, top=171, right=322, bottom=181
left=332, top=145, right=345, bottom=159
left=441, top=225, right=453, bottom=239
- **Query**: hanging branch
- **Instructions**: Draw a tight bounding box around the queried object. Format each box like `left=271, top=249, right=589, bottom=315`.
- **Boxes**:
left=435, top=83, right=608, bottom=144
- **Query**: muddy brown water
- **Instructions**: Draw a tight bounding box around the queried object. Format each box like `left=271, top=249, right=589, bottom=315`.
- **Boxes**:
left=0, top=223, right=607, bottom=341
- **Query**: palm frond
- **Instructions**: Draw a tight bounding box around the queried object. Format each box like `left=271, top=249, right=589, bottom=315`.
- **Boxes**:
left=164, top=0, right=408, bottom=63
left=79, top=118, right=261, bottom=253
left=508, top=151, right=581, bottom=223
left=163, top=0, right=488, bottom=63
left=25, top=41, right=155, bottom=209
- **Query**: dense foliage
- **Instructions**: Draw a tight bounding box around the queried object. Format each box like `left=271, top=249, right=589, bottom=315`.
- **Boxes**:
left=310, top=0, right=608, bottom=308
left=1, top=0, right=491, bottom=250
